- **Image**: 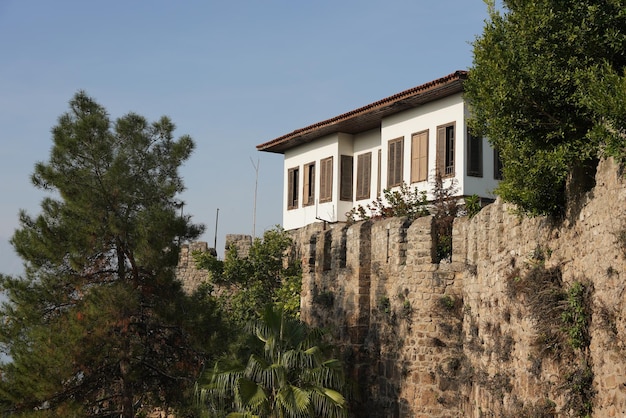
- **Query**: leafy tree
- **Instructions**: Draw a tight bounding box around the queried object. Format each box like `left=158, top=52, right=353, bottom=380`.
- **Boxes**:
left=465, top=0, right=626, bottom=216
left=196, top=306, right=348, bottom=418
left=194, top=227, right=302, bottom=326
left=0, top=92, right=221, bottom=417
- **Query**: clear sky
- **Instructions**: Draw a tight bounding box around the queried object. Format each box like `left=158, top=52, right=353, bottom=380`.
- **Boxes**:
left=0, top=0, right=491, bottom=276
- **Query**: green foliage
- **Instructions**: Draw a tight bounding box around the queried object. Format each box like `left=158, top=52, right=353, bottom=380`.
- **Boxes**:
left=581, top=63, right=626, bottom=163
left=346, top=182, right=428, bottom=223
left=0, top=92, right=216, bottom=417
left=432, top=173, right=459, bottom=262
left=464, top=194, right=482, bottom=218
left=439, top=295, right=456, bottom=311
left=196, top=306, right=349, bottom=418
left=194, top=226, right=302, bottom=327
left=377, top=296, right=391, bottom=315
left=466, top=0, right=626, bottom=216
left=562, top=360, right=594, bottom=418
left=561, top=281, right=590, bottom=351
left=345, top=174, right=459, bottom=262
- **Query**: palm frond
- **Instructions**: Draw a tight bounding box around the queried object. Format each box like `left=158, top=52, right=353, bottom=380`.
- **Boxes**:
left=276, top=384, right=311, bottom=418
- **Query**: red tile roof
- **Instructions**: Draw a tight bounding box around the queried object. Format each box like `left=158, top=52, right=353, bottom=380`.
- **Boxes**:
left=257, top=70, right=468, bottom=154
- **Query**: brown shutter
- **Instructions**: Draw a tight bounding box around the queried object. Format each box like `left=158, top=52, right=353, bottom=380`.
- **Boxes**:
left=303, top=165, right=310, bottom=206
left=436, top=126, right=446, bottom=177
left=340, top=155, right=353, bottom=201
left=288, top=168, right=294, bottom=208
left=287, top=167, right=299, bottom=209
left=387, top=138, right=403, bottom=187
left=310, top=164, right=315, bottom=202
left=356, top=152, right=371, bottom=200
left=303, top=162, right=315, bottom=206
left=319, top=157, right=333, bottom=203
left=387, top=142, right=394, bottom=187
left=411, top=131, right=428, bottom=183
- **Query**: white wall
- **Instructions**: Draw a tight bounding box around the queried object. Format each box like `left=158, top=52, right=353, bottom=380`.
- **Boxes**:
left=283, top=133, right=352, bottom=230
left=381, top=93, right=466, bottom=200
left=463, top=136, right=499, bottom=199
left=281, top=93, right=501, bottom=230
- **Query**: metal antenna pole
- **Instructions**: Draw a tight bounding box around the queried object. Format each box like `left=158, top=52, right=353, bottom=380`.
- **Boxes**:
left=214, top=208, right=219, bottom=251
left=250, top=157, right=259, bottom=238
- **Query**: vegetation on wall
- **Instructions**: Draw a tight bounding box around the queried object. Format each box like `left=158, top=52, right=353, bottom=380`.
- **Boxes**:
left=346, top=182, right=428, bottom=223
left=505, top=255, right=595, bottom=417
left=194, top=226, right=302, bottom=327
left=465, top=0, right=626, bottom=216
left=346, top=174, right=465, bottom=262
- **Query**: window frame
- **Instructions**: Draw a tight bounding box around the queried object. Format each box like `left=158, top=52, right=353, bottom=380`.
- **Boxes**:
left=436, top=122, right=456, bottom=178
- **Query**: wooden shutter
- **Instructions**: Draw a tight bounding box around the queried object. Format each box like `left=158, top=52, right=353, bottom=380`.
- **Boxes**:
left=287, top=167, right=299, bottom=209
left=411, top=131, right=428, bottom=183
left=340, top=155, right=353, bottom=201
left=436, top=126, right=446, bottom=177
left=303, top=162, right=315, bottom=206
left=356, top=152, right=371, bottom=200
left=319, top=157, right=333, bottom=203
left=387, top=137, right=403, bottom=187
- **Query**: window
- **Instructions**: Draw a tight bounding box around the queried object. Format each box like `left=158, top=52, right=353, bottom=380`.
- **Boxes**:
left=340, top=155, right=353, bottom=201
left=319, top=157, right=333, bottom=203
left=494, top=149, right=503, bottom=180
left=387, top=137, right=404, bottom=187
left=436, top=122, right=455, bottom=177
left=303, top=162, right=315, bottom=206
left=356, top=152, right=372, bottom=200
left=467, top=129, right=483, bottom=177
left=411, top=130, right=429, bottom=183
left=287, top=167, right=299, bottom=209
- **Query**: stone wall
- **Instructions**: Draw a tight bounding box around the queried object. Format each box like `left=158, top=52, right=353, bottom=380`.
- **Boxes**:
left=176, top=242, right=213, bottom=294
left=176, top=159, right=625, bottom=416
left=177, top=235, right=252, bottom=293
left=289, top=158, right=626, bottom=417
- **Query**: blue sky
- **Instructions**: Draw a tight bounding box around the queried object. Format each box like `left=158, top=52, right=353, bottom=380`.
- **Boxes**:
left=0, top=0, right=491, bottom=275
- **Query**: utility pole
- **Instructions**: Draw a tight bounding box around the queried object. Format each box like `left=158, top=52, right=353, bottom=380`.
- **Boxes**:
left=250, top=157, right=259, bottom=239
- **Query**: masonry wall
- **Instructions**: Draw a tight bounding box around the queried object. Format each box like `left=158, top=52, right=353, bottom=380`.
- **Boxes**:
left=176, top=159, right=625, bottom=416
left=289, top=158, right=626, bottom=417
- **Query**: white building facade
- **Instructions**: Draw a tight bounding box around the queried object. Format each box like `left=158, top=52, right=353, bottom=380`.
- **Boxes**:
left=257, top=71, right=501, bottom=230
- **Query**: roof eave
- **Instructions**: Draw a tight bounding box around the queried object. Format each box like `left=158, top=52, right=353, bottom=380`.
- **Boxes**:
left=257, top=70, right=467, bottom=154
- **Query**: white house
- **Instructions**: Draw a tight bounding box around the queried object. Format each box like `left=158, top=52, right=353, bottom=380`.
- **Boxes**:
left=257, top=71, right=501, bottom=231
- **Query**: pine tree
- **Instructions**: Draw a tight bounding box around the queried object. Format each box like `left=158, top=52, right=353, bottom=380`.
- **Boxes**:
left=0, top=92, right=217, bottom=417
